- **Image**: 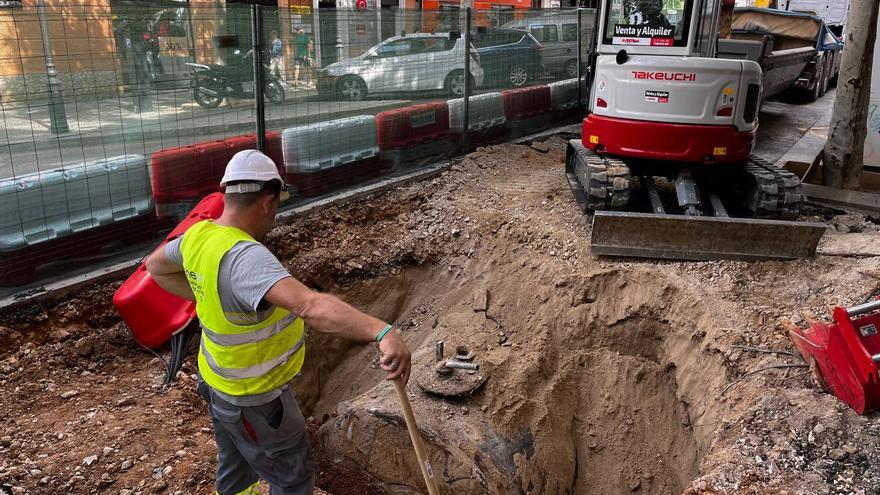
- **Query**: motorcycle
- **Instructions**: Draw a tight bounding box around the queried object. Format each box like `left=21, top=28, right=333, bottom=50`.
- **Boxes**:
left=186, top=49, right=285, bottom=109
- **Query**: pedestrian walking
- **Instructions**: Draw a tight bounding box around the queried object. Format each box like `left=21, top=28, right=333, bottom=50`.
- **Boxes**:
left=293, top=28, right=313, bottom=87
left=303, top=38, right=315, bottom=88
left=270, top=30, right=285, bottom=81
left=145, top=150, right=412, bottom=495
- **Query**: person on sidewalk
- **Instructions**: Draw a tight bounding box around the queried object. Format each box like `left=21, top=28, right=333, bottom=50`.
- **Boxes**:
left=302, top=38, right=316, bottom=88
left=270, top=31, right=285, bottom=82
left=293, top=28, right=312, bottom=87
left=145, top=150, right=411, bottom=495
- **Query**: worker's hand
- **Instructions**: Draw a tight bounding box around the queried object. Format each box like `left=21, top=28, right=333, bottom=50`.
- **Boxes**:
left=379, top=329, right=411, bottom=383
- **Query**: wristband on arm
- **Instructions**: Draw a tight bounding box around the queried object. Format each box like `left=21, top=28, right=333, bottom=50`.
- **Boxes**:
left=376, top=324, right=393, bottom=343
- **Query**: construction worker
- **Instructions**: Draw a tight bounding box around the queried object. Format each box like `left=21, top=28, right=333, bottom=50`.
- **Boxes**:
left=145, top=150, right=411, bottom=495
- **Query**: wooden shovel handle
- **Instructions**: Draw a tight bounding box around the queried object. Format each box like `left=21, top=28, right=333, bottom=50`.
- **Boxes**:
left=393, top=378, right=440, bottom=495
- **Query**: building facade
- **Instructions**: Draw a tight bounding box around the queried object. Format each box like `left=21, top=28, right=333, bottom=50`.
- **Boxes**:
left=0, top=0, right=585, bottom=101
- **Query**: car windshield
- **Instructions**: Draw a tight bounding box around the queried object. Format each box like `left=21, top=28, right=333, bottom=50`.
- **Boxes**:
left=372, top=37, right=454, bottom=58
left=603, top=0, right=691, bottom=47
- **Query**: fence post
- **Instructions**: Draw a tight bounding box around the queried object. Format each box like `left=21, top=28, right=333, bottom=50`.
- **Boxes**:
left=252, top=3, right=267, bottom=152
left=462, top=7, right=472, bottom=148
left=37, top=0, right=69, bottom=134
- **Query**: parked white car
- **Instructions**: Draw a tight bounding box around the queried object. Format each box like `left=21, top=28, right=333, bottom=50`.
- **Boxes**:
left=318, top=33, right=484, bottom=101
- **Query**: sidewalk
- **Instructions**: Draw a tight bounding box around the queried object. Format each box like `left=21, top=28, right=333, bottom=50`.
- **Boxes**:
left=0, top=83, right=412, bottom=177
left=773, top=92, right=835, bottom=168
left=752, top=89, right=835, bottom=166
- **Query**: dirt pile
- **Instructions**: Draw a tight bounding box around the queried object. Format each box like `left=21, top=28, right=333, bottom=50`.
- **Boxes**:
left=1, top=137, right=879, bottom=494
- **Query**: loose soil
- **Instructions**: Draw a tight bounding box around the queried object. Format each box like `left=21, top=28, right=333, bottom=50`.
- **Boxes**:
left=1, top=137, right=879, bottom=495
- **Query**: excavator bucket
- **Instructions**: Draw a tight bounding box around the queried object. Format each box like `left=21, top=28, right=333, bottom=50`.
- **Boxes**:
left=788, top=300, right=880, bottom=414
left=590, top=211, right=827, bottom=261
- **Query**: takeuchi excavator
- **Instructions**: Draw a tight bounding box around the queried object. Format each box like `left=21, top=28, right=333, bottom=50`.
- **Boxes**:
left=566, top=0, right=826, bottom=261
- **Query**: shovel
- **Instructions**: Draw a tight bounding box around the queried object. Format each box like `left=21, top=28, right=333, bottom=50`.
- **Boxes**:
left=393, top=377, right=440, bottom=495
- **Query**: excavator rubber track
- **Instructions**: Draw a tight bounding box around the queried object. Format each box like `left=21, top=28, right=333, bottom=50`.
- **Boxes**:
left=567, top=139, right=631, bottom=211
left=565, top=139, right=827, bottom=261
left=741, top=157, right=803, bottom=220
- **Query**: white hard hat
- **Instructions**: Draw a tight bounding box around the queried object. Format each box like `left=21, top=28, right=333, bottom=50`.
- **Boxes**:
left=220, top=149, right=284, bottom=193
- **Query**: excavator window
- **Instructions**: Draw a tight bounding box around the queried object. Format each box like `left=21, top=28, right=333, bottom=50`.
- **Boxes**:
left=602, top=0, right=693, bottom=47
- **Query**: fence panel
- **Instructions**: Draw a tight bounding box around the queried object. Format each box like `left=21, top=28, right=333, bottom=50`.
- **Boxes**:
left=0, top=5, right=588, bottom=291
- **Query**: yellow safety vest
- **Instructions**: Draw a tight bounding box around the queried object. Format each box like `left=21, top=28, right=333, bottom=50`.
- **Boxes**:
left=180, top=220, right=305, bottom=397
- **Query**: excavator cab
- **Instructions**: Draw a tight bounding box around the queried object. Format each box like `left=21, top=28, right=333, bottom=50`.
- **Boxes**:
left=586, top=0, right=762, bottom=165
left=565, top=0, right=826, bottom=261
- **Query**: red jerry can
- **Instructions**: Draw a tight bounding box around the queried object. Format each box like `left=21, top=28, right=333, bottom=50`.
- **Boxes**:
left=113, top=193, right=225, bottom=349
left=789, top=298, right=880, bottom=414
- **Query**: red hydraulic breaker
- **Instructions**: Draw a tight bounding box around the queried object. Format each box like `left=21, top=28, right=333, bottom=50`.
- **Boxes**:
left=789, top=299, right=880, bottom=414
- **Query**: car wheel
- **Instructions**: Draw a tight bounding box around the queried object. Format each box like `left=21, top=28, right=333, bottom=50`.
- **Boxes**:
left=508, top=65, right=529, bottom=87
left=337, top=76, right=367, bottom=101
left=564, top=59, right=578, bottom=79
left=445, top=70, right=467, bottom=97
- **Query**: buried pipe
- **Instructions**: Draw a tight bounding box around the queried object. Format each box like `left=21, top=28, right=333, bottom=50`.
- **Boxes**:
left=444, top=360, right=479, bottom=371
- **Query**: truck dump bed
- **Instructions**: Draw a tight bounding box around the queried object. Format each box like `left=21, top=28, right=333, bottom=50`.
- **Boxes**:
left=717, top=7, right=824, bottom=98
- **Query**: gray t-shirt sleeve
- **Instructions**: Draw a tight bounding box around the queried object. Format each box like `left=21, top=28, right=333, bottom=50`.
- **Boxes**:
left=219, top=241, right=291, bottom=313
left=164, top=236, right=184, bottom=266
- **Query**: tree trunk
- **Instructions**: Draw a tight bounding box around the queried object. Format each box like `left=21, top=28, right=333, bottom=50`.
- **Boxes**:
left=822, top=0, right=880, bottom=189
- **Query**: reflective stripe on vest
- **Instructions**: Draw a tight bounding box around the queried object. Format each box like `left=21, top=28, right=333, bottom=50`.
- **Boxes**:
left=200, top=335, right=305, bottom=380
left=180, top=220, right=305, bottom=397
left=201, top=313, right=298, bottom=346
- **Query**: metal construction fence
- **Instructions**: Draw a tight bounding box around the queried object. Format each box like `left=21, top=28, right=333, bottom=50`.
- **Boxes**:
left=0, top=4, right=596, bottom=290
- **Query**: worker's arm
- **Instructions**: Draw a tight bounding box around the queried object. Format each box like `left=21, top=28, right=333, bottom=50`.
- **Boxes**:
left=145, top=247, right=196, bottom=302
left=264, top=277, right=411, bottom=383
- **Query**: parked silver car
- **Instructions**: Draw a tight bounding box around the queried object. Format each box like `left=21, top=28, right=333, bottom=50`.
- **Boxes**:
left=318, top=33, right=484, bottom=101
left=505, top=12, right=590, bottom=79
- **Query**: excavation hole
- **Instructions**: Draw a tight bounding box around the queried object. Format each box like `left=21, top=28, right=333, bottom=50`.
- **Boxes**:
left=297, top=266, right=726, bottom=495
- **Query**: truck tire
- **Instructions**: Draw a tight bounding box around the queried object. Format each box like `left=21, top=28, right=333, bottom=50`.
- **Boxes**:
left=819, top=55, right=830, bottom=97
left=804, top=57, right=824, bottom=103
left=829, top=56, right=840, bottom=88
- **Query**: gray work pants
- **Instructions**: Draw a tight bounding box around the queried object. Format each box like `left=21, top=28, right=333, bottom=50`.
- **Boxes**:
left=197, top=379, right=315, bottom=495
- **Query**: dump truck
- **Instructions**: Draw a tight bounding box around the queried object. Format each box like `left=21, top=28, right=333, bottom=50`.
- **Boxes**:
left=719, top=7, right=844, bottom=101
left=565, top=0, right=826, bottom=261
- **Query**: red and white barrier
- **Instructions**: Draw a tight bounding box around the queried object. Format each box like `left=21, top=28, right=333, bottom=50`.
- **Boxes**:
left=376, top=102, right=450, bottom=150
left=501, top=85, right=552, bottom=120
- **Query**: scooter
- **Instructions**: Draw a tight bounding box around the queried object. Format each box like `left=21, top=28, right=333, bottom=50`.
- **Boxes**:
left=186, top=49, right=285, bottom=108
